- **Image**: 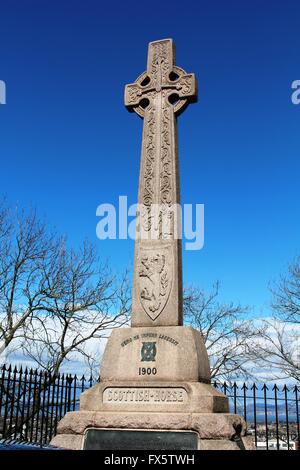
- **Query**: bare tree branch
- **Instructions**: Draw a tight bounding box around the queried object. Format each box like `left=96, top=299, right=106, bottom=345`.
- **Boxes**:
left=252, top=259, right=300, bottom=382
left=0, top=201, right=131, bottom=374
left=183, top=282, right=261, bottom=381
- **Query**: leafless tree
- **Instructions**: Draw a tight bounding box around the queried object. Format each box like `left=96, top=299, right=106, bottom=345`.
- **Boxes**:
left=184, top=282, right=260, bottom=381
left=22, top=243, right=131, bottom=375
left=252, top=258, right=300, bottom=382
left=252, top=319, right=300, bottom=382
left=0, top=202, right=131, bottom=374
left=272, top=257, right=300, bottom=324
left=0, top=206, right=55, bottom=355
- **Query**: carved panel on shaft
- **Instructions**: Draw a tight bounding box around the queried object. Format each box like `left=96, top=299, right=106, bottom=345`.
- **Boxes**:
left=138, top=246, right=173, bottom=321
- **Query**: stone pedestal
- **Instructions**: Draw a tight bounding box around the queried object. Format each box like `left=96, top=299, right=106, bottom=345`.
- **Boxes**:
left=51, top=326, right=251, bottom=450
left=100, top=326, right=211, bottom=383
left=51, top=411, right=250, bottom=450
left=77, top=327, right=227, bottom=416
left=80, top=381, right=228, bottom=414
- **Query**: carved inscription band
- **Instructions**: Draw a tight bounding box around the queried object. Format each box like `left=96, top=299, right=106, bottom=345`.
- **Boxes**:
left=103, top=387, right=187, bottom=404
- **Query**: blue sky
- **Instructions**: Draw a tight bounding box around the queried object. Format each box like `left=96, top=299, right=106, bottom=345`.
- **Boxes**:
left=0, top=0, right=299, bottom=315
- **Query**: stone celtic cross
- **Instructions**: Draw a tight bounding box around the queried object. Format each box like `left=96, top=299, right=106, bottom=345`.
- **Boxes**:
left=125, top=39, right=197, bottom=327
left=52, top=38, right=244, bottom=452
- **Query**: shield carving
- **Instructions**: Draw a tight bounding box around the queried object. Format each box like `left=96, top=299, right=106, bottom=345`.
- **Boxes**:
left=141, top=342, right=157, bottom=362
left=138, top=246, right=173, bottom=320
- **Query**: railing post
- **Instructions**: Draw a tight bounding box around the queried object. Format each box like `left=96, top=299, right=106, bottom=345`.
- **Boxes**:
left=273, top=384, right=279, bottom=451
left=0, top=364, right=7, bottom=417
left=49, top=374, right=57, bottom=441
left=44, top=371, right=52, bottom=445
left=294, top=385, right=299, bottom=446
left=262, top=383, right=269, bottom=450
left=24, top=368, right=34, bottom=441
left=13, top=366, right=23, bottom=439
left=283, top=385, right=290, bottom=449
left=66, top=375, right=73, bottom=412
left=73, top=375, right=77, bottom=411
left=29, top=369, right=39, bottom=443
left=242, top=383, right=248, bottom=422
left=80, top=375, right=86, bottom=393
left=39, top=371, right=47, bottom=445
left=251, top=383, right=258, bottom=448
left=20, top=367, right=28, bottom=440
left=2, top=364, right=12, bottom=438
left=53, top=374, right=61, bottom=436
left=233, top=382, right=237, bottom=414
left=7, top=366, right=18, bottom=437
left=34, top=370, right=43, bottom=443
left=59, top=374, right=65, bottom=420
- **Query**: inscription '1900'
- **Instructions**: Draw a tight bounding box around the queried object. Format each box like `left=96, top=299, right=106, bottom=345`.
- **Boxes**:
left=103, top=387, right=187, bottom=404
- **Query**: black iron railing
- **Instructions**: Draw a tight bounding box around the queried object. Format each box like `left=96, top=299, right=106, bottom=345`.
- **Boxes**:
left=213, top=381, right=300, bottom=450
left=0, top=364, right=94, bottom=445
left=0, top=364, right=299, bottom=449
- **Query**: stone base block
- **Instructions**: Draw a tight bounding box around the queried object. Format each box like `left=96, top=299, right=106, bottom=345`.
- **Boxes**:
left=200, top=440, right=241, bottom=450
left=80, top=381, right=229, bottom=413
left=100, top=326, right=210, bottom=383
left=50, top=411, right=248, bottom=450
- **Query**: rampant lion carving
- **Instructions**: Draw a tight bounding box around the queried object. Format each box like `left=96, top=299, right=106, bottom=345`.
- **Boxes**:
left=138, top=250, right=172, bottom=320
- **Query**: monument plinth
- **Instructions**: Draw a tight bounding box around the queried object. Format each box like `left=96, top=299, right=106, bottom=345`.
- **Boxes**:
left=51, top=39, right=250, bottom=451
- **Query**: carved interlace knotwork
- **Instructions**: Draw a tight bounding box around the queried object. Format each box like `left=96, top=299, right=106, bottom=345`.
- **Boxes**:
left=127, top=84, right=141, bottom=104
left=176, top=75, right=193, bottom=95
left=139, top=94, right=174, bottom=239
left=140, top=101, right=156, bottom=233
left=151, top=41, right=170, bottom=87
left=159, top=93, right=173, bottom=238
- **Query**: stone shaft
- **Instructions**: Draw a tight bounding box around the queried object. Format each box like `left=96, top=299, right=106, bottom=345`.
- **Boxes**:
left=125, top=39, right=197, bottom=327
